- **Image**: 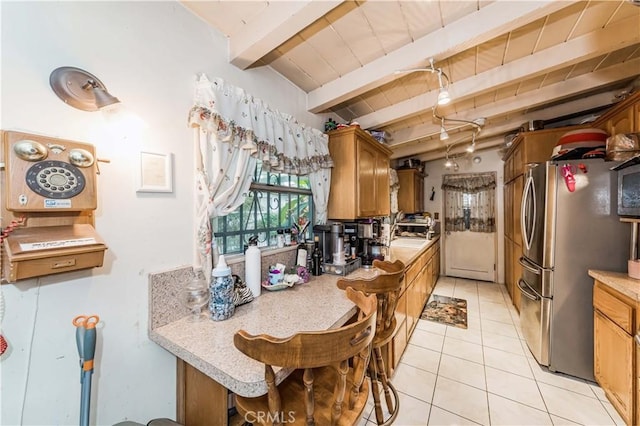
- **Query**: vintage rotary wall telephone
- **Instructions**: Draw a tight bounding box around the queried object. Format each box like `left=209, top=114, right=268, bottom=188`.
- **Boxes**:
left=0, top=130, right=107, bottom=283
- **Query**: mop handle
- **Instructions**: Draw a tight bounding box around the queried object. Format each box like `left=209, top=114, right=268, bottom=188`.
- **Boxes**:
left=72, top=315, right=99, bottom=372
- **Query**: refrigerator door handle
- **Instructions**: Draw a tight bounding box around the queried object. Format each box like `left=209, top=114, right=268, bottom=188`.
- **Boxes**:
left=519, top=257, right=541, bottom=275
left=517, top=279, right=540, bottom=301
left=521, top=175, right=536, bottom=251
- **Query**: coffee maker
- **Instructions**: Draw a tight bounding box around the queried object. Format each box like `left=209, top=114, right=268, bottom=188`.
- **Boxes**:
left=312, top=224, right=332, bottom=265
left=343, top=222, right=359, bottom=260
left=357, top=219, right=384, bottom=268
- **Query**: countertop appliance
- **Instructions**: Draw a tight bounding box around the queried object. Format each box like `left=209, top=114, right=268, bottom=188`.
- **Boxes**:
left=357, top=219, right=384, bottom=268
left=519, top=159, right=629, bottom=381
left=614, top=160, right=640, bottom=217
left=312, top=224, right=332, bottom=266
left=343, top=222, right=359, bottom=260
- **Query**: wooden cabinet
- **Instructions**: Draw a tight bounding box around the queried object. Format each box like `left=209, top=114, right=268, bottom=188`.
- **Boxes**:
left=393, top=287, right=408, bottom=371
left=605, top=106, right=635, bottom=135
left=327, top=127, right=392, bottom=219
left=396, top=168, right=425, bottom=214
left=594, top=310, right=633, bottom=422
left=593, top=280, right=638, bottom=426
left=594, top=91, right=640, bottom=134
left=504, top=237, right=514, bottom=300
left=388, top=238, right=440, bottom=373
left=637, top=341, right=640, bottom=426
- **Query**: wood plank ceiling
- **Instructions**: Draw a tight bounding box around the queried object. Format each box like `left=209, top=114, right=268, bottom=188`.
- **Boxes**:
left=182, top=0, right=640, bottom=162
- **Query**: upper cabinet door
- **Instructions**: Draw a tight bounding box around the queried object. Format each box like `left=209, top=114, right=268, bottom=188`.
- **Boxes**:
left=357, top=137, right=378, bottom=217
left=327, top=127, right=391, bottom=219
left=396, top=168, right=424, bottom=214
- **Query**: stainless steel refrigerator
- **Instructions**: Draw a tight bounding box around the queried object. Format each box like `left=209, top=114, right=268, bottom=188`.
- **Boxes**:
left=518, top=159, right=629, bottom=381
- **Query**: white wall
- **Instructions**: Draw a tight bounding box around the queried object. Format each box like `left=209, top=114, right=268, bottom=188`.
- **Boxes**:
left=421, top=149, right=505, bottom=284
left=0, top=2, right=324, bottom=424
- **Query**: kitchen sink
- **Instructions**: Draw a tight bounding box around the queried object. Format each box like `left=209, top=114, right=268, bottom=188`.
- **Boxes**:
left=389, top=238, right=428, bottom=249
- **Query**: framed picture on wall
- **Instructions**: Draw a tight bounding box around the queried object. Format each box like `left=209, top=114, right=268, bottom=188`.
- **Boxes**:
left=137, top=151, right=173, bottom=193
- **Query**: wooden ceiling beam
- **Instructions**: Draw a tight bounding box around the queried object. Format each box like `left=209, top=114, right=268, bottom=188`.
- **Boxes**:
left=228, top=0, right=343, bottom=70
left=359, top=14, right=640, bottom=131
left=306, top=0, right=575, bottom=113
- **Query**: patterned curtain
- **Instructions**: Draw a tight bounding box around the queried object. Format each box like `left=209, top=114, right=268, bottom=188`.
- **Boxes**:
left=469, top=189, right=496, bottom=233
left=442, top=173, right=496, bottom=233
left=188, top=74, right=333, bottom=277
left=444, top=189, right=466, bottom=232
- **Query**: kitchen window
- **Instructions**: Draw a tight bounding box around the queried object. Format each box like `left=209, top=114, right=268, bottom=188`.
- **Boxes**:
left=213, top=160, right=314, bottom=254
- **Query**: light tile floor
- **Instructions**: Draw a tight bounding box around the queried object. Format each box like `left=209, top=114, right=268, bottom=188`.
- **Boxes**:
left=359, top=276, right=626, bottom=426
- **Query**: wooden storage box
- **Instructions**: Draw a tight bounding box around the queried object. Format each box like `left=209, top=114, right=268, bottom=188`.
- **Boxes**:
left=1, top=223, right=107, bottom=282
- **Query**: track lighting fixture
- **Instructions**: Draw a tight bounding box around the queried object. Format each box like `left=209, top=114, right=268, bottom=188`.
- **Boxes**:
left=395, top=58, right=451, bottom=106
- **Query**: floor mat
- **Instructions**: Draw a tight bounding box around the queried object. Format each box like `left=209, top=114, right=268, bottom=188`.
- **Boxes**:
left=420, top=295, right=468, bottom=329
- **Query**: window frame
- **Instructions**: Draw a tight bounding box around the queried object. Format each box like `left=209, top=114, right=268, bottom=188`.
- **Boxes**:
left=213, top=164, right=314, bottom=255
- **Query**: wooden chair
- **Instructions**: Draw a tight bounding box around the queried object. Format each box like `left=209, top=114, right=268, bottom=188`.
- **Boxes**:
left=233, top=287, right=377, bottom=426
left=336, top=259, right=405, bottom=426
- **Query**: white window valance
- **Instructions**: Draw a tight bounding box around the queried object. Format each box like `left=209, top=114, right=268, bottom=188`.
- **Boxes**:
left=188, top=74, right=332, bottom=175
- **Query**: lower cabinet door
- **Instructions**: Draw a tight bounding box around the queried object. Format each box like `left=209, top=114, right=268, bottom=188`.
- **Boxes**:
left=594, top=310, right=634, bottom=425
left=392, top=318, right=407, bottom=372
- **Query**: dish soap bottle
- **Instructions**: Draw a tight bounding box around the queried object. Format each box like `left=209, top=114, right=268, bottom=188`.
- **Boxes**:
left=245, top=235, right=262, bottom=298
left=209, top=255, right=235, bottom=321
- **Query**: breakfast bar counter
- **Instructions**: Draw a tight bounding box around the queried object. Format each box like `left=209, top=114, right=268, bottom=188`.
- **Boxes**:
left=150, top=273, right=359, bottom=398
left=148, top=237, right=438, bottom=425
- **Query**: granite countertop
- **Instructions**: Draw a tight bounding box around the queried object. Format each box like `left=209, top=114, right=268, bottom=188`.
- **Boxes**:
left=588, top=269, right=640, bottom=301
left=149, top=236, right=439, bottom=398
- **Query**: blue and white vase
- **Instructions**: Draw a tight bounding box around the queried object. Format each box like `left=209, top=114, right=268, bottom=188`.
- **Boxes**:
left=209, top=255, right=235, bottom=321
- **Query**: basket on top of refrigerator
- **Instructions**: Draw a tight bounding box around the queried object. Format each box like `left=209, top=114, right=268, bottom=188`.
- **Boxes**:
left=606, top=133, right=640, bottom=161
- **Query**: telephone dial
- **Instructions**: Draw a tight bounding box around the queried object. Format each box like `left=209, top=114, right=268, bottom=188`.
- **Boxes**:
left=2, top=131, right=98, bottom=212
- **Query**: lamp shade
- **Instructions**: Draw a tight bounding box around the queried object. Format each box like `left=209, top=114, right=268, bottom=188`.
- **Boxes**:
left=91, top=87, right=120, bottom=110
left=437, top=88, right=451, bottom=106
left=440, top=126, right=449, bottom=141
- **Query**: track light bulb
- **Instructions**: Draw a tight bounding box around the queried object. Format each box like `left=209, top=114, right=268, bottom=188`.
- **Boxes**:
left=466, top=143, right=475, bottom=153
left=437, top=87, right=451, bottom=106
left=444, top=158, right=453, bottom=168
left=440, top=125, right=449, bottom=141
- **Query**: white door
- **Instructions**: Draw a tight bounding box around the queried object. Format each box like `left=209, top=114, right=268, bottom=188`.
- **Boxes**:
left=442, top=173, right=497, bottom=282
left=445, top=231, right=495, bottom=281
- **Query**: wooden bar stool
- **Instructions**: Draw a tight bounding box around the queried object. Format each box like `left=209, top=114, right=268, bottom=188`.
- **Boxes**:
left=233, top=287, right=377, bottom=426
left=336, top=259, right=405, bottom=426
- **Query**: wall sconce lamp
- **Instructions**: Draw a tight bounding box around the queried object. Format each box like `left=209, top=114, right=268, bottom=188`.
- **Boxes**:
left=50, top=67, right=120, bottom=111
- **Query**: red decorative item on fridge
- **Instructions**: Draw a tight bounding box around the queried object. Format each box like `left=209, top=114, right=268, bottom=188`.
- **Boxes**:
left=561, top=164, right=576, bottom=192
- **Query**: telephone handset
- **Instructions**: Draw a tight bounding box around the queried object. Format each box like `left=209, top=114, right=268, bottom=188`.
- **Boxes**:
left=2, top=131, right=98, bottom=212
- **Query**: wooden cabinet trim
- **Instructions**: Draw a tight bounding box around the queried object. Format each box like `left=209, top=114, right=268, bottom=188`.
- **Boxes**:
left=594, top=281, right=634, bottom=335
